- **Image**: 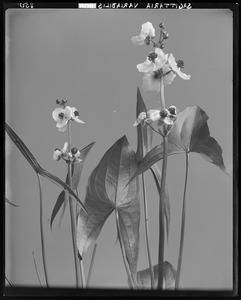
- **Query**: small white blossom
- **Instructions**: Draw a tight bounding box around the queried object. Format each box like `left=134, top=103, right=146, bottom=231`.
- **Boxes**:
left=131, top=22, right=155, bottom=46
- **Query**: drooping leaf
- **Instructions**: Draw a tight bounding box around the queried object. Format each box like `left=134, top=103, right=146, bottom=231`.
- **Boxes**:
left=50, top=142, right=95, bottom=229
left=136, top=87, right=153, bottom=162
left=77, top=136, right=140, bottom=275
left=129, top=105, right=228, bottom=182
left=130, top=261, right=177, bottom=289
left=5, top=122, right=87, bottom=213
left=5, top=197, right=18, bottom=207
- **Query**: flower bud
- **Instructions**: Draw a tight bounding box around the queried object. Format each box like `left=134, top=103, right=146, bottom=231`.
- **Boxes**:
left=168, top=105, right=178, bottom=115
left=62, top=98, right=68, bottom=104
left=159, top=22, right=165, bottom=29
left=56, top=99, right=60, bottom=105
left=163, top=31, right=169, bottom=39
left=160, top=44, right=165, bottom=49
left=160, top=109, right=169, bottom=119
left=71, top=147, right=78, bottom=155
left=177, top=60, right=184, bottom=69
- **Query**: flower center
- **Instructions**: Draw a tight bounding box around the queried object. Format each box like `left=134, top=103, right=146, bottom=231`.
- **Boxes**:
left=168, top=106, right=177, bottom=115
left=152, top=69, right=163, bottom=80
left=71, top=147, right=78, bottom=155
left=58, top=112, right=64, bottom=119
left=160, top=109, right=169, bottom=119
left=177, top=60, right=184, bottom=69
left=74, top=110, right=79, bottom=117
left=148, top=52, right=158, bottom=62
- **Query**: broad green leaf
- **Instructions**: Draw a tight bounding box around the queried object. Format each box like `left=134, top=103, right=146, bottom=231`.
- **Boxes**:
left=5, top=122, right=87, bottom=213
left=5, top=197, right=18, bottom=207
left=136, top=87, right=153, bottom=161
left=77, top=136, right=140, bottom=275
left=50, top=142, right=95, bottom=229
left=130, top=261, right=177, bottom=289
left=129, top=105, right=227, bottom=182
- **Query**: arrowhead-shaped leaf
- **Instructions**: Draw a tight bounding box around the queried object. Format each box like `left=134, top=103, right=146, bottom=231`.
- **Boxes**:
left=132, top=261, right=177, bottom=289
left=5, top=122, right=87, bottom=213
left=129, top=105, right=228, bottom=182
left=50, top=142, right=95, bottom=229
left=136, top=87, right=153, bottom=162
left=77, top=136, right=140, bottom=275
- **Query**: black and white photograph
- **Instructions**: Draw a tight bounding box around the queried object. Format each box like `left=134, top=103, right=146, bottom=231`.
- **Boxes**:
left=4, top=2, right=237, bottom=296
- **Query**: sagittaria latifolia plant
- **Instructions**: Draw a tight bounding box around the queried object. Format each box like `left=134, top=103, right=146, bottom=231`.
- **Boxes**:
left=5, top=21, right=228, bottom=290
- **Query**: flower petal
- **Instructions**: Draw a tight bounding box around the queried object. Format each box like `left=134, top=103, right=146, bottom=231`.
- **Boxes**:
left=142, top=73, right=161, bottom=92
left=58, top=123, right=68, bottom=132
left=56, top=118, right=68, bottom=128
left=175, top=69, right=191, bottom=80
left=147, top=109, right=161, bottom=122
left=164, top=117, right=174, bottom=125
left=74, top=118, right=85, bottom=124
left=53, top=149, right=61, bottom=161
left=133, top=112, right=146, bottom=126
left=131, top=35, right=146, bottom=45
left=137, top=59, right=155, bottom=73
left=61, top=142, right=68, bottom=155
left=52, top=108, right=64, bottom=122
left=141, top=22, right=155, bottom=38
left=64, top=106, right=72, bottom=120
left=163, top=71, right=176, bottom=85
left=154, top=48, right=168, bottom=69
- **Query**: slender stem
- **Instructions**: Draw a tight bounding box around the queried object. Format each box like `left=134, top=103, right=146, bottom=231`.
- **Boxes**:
left=86, top=243, right=97, bottom=287
left=5, top=275, right=13, bottom=287
left=67, top=122, right=82, bottom=288
left=79, top=259, right=86, bottom=288
left=158, top=135, right=168, bottom=289
left=159, top=76, right=165, bottom=110
left=175, top=152, right=189, bottom=289
left=115, top=209, right=136, bottom=289
left=142, top=173, right=155, bottom=289
left=32, top=251, right=43, bottom=287
left=36, top=174, right=49, bottom=287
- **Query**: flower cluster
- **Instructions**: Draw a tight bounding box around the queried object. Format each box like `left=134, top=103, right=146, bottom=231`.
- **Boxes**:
left=132, top=22, right=190, bottom=92
left=53, top=142, right=82, bottom=163
left=134, top=105, right=178, bottom=127
left=52, top=98, right=84, bottom=132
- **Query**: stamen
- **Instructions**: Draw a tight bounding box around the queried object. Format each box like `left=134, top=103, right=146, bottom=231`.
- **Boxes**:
left=74, top=110, right=79, bottom=117
left=58, top=112, right=64, bottom=119
left=148, top=52, right=158, bottom=62
left=144, top=36, right=151, bottom=46
left=152, top=69, right=163, bottom=80
left=71, top=147, right=78, bottom=155
left=160, top=109, right=169, bottom=119
left=177, top=60, right=184, bottom=69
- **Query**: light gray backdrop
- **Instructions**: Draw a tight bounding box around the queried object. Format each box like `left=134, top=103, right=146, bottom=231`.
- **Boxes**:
left=5, top=8, right=233, bottom=289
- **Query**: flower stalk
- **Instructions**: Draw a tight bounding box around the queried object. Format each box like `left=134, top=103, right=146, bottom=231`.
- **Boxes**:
left=67, top=122, right=83, bottom=288
left=175, top=152, right=189, bottom=289
left=158, top=75, right=167, bottom=290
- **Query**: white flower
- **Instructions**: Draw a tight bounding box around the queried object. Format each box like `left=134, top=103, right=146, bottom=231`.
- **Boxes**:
left=69, top=148, right=83, bottom=163
left=52, top=106, right=84, bottom=132
left=167, top=54, right=191, bottom=80
left=70, top=107, right=85, bottom=124
left=137, top=48, right=168, bottom=73
left=52, top=106, right=72, bottom=132
left=131, top=22, right=155, bottom=46
left=133, top=112, right=147, bottom=126
left=53, top=142, right=68, bottom=161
